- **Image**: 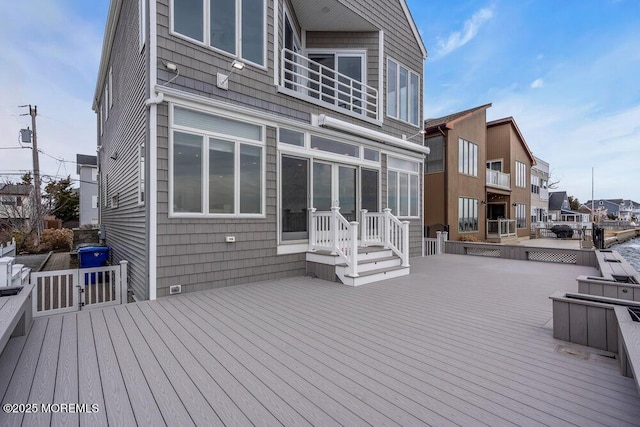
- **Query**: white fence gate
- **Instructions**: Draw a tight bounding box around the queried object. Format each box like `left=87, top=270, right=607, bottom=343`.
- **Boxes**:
left=425, top=231, right=448, bottom=256
left=30, top=261, right=128, bottom=318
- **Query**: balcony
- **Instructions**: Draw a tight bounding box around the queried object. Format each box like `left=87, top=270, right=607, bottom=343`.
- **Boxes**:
left=279, top=48, right=379, bottom=123
left=540, top=188, right=549, bottom=201
left=486, top=169, right=510, bottom=190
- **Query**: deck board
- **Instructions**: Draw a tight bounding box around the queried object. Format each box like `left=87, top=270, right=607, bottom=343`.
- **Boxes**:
left=1, top=254, right=639, bottom=427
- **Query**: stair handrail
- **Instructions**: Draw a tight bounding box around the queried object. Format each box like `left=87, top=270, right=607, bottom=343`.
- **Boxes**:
left=309, top=207, right=359, bottom=277
left=383, top=208, right=410, bottom=267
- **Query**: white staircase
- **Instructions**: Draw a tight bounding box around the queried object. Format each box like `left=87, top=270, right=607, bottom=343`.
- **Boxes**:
left=307, top=208, right=411, bottom=286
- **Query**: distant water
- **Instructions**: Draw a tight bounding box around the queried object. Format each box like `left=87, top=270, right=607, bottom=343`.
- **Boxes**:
left=611, top=237, right=640, bottom=272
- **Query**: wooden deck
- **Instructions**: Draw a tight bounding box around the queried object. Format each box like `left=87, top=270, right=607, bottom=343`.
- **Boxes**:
left=1, top=254, right=640, bottom=426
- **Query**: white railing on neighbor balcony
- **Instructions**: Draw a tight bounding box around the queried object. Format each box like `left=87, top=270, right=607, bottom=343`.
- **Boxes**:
left=280, top=48, right=379, bottom=121
left=361, top=209, right=410, bottom=267
left=486, top=169, right=510, bottom=189
left=310, top=207, right=359, bottom=277
left=487, top=219, right=517, bottom=238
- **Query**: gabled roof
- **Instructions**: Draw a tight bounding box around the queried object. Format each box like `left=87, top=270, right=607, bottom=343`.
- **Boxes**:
left=424, top=103, right=492, bottom=131
left=0, top=184, right=32, bottom=196
left=548, top=191, right=568, bottom=211
left=487, top=116, right=536, bottom=165
left=76, top=154, right=97, bottom=174
left=398, top=0, right=428, bottom=58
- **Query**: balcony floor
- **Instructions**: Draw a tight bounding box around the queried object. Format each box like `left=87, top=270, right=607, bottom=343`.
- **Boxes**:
left=2, top=255, right=640, bottom=426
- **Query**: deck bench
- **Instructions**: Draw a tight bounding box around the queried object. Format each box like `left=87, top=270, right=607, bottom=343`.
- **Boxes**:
left=595, top=250, right=640, bottom=283
left=550, top=291, right=640, bottom=393
left=0, top=284, right=34, bottom=355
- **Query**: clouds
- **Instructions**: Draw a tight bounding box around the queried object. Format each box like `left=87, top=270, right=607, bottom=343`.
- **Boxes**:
left=435, top=7, right=495, bottom=57
left=530, top=79, right=544, bottom=89
left=0, top=0, right=107, bottom=184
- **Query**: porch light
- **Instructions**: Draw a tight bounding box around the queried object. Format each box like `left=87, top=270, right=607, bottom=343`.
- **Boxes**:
left=217, top=60, right=246, bottom=90
left=402, top=129, right=426, bottom=141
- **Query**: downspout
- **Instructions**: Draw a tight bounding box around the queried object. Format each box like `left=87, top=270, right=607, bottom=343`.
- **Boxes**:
left=146, top=0, right=158, bottom=301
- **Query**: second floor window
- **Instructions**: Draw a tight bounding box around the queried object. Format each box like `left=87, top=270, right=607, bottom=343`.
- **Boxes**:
left=458, top=138, right=478, bottom=177
left=387, top=58, right=420, bottom=126
left=515, top=161, right=526, bottom=187
left=531, top=175, right=540, bottom=194
left=172, top=0, right=265, bottom=66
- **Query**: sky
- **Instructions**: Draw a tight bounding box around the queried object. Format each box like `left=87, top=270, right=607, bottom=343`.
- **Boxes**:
left=0, top=0, right=639, bottom=205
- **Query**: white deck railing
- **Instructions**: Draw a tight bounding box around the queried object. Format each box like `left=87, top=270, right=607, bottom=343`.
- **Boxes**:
left=310, top=207, right=359, bottom=277
left=280, top=48, right=378, bottom=120
left=425, top=231, right=448, bottom=256
left=487, top=219, right=517, bottom=238
left=361, top=209, right=410, bottom=267
left=30, top=261, right=128, bottom=318
left=486, top=169, right=510, bottom=189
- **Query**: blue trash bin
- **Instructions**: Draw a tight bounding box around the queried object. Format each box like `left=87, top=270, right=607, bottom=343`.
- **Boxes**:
left=78, top=246, right=110, bottom=268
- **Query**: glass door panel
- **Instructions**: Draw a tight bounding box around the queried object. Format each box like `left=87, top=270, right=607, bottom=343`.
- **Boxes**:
left=313, top=162, right=332, bottom=211
left=338, top=166, right=357, bottom=222
left=361, top=169, right=379, bottom=212
left=281, top=156, right=308, bottom=240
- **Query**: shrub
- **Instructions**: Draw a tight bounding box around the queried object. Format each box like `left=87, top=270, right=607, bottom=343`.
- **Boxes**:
left=38, top=228, right=73, bottom=252
left=459, top=235, right=479, bottom=242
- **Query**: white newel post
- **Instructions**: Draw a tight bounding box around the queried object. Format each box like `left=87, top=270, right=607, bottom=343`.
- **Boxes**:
left=436, top=231, right=442, bottom=254
left=330, top=207, right=340, bottom=255
left=402, top=221, right=410, bottom=267
left=360, top=209, right=368, bottom=242
left=309, top=208, right=317, bottom=250
left=350, top=221, right=359, bottom=277
left=120, top=260, right=128, bottom=304
left=383, top=208, right=392, bottom=248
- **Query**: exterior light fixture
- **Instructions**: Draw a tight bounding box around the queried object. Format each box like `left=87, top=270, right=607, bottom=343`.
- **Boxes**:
left=217, top=60, right=246, bottom=90
left=402, top=129, right=426, bottom=140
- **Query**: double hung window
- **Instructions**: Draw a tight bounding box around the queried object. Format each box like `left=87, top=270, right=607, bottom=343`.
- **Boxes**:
left=171, top=106, right=264, bottom=216
left=387, top=156, right=420, bottom=217
left=458, top=197, right=478, bottom=232
left=458, top=138, right=478, bottom=177
left=172, top=0, right=265, bottom=66
left=387, top=58, right=420, bottom=126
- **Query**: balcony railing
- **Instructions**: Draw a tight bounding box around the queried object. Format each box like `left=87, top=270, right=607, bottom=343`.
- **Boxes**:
left=486, top=169, right=510, bottom=189
left=280, top=48, right=379, bottom=121
left=487, top=219, right=516, bottom=238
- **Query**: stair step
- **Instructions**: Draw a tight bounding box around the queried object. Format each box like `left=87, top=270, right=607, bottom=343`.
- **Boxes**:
left=338, top=265, right=410, bottom=286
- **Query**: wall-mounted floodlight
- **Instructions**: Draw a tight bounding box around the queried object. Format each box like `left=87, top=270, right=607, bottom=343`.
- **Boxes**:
left=402, top=129, right=426, bottom=141
left=217, top=60, right=246, bottom=90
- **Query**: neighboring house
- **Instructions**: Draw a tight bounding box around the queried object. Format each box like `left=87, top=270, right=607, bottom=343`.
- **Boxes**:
left=423, top=106, right=536, bottom=242
left=548, top=191, right=588, bottom=222
left=76, top=154, right=99, bottom=226
left=585, top=199, right=640, bottom=221
left=423, top=104, right=491, bottom=241
left=530, top=156, right=549, bottom=223
left=94, top=0, right=429, bottom=299
left=0, top=184, right=32, bottom=229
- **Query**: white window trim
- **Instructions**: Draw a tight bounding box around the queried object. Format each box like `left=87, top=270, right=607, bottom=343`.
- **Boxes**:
left=386, top=56, right=421, bottom=127
left=169, top=103, right=266, bottom=218
left=91, top=168, right=98, bottom=182
left=387, top=155, right=421, bottom=219
left=139, top=0, right=146, bottom=51
left=108, top=67, right=113, bottom=109
left=91, top=195, right=99, bottom=209
left=169, top=0, right=267, bottom=69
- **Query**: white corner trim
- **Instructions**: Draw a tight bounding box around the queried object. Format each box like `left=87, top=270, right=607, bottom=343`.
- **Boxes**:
left=378, top=31, right=384, bottom=123
left=315, top=114, right=430, bottom=155
left=148, top=0, right=158, bottom=301
left=273, top=0, right=279, bottom=86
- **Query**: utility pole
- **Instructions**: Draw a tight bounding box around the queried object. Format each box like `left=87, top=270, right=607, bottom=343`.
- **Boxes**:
left=20, top=105, right=42, bottom=242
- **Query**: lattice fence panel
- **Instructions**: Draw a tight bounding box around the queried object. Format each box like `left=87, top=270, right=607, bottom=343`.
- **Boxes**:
left=528, top=251, right=577, bottom=264
left=466, top=248, right=501, bottom=258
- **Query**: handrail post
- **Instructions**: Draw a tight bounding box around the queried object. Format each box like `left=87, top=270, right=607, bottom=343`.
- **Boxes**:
left=349, top=221, right=359, bottom=277
left=309, top=208, right=317, bottom=251
left=401, top=221, right=410, bottom=267
left=360, top=209, right=368, bottom=243
left=330, top=206, right=340, bottom=255
left=383, top=208, right=391, bottom=248
left=436, top=231, right=442, bottom=254
left=120, top=260, right=128, bottom=305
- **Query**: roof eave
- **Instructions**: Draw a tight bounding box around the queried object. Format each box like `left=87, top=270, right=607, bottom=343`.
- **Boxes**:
left=92, top=0, right=123, bottom=111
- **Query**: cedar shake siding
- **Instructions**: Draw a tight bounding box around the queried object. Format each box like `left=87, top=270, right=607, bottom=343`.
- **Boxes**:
left=97, top=0, right=150, bottom=300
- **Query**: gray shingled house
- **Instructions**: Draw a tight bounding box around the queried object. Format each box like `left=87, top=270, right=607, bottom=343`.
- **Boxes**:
left=76, top=154, right=99, bottom=226
left=93, top=0, right=429, bottom=300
